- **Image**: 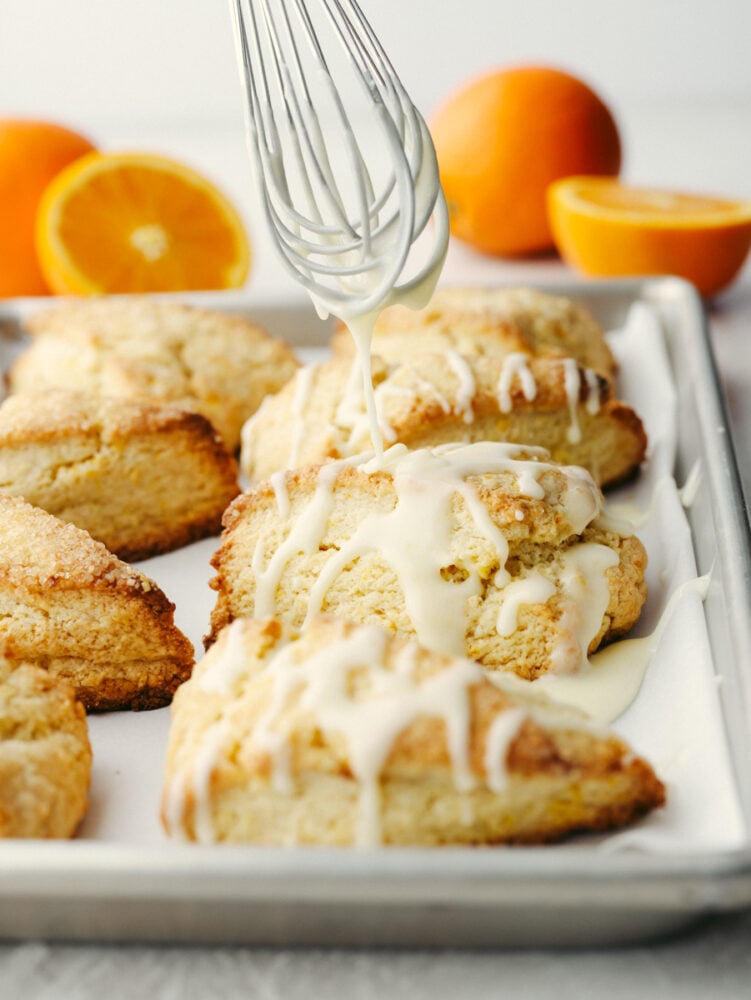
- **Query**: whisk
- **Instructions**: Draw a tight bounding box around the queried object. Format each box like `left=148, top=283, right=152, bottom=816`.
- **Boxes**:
left=229, top=0, right=449, bottom=321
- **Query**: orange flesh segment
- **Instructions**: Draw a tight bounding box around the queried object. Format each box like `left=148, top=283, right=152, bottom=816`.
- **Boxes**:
left=37, top=153, right=250, bottom=294
left=547, top=176, right=751, bottom=297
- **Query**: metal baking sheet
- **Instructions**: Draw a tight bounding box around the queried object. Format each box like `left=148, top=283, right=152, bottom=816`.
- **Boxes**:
left=0, top=277, right=750, bottom=948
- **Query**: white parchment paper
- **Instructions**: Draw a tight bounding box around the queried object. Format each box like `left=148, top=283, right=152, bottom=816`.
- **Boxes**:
left=80, top=301, right=746, bottom=852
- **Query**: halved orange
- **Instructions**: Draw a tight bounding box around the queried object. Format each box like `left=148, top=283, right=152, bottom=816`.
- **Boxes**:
left=548, top=176, right=751, bottom=297
left=35, top=151, right=251, bottom=294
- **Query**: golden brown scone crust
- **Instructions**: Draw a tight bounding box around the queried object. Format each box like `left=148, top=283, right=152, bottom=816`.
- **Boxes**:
left=0, top=658, right=91, bottom=838
left=0, top=494, right=195, bottom=710
left=242, top=352, right=646, bottom=487
left=331, top=286, right=616, bottom=378
left=9, top=298, right=300, bottom=450
left=0, top=389, right=240, bottom=561
left=208, top=458, right=647, bottom=679
left=162, top=617, right=665, bottom=846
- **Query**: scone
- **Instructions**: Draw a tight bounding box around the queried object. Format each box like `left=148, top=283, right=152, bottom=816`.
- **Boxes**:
left=209, top=441, right=647, bottom=679
left=241, top=351, right=646, bottom=487
left=162, top=617, right=665, bottom=846
left=0, top=658, right=91, bottom=838
left=0, top=389, right=241, bottom=561
left=8, top=297, right=300, bottom=450
left=0, top=494, right=195, bottom=710
left=331, top=286, right=617, bottom=378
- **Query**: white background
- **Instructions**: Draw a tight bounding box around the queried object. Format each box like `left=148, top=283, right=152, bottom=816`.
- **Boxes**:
left=3, top=0, right=751, bottom=117
left=2, top=0, right=751, bottom=200
left=3, top=1, right=751, bottom=995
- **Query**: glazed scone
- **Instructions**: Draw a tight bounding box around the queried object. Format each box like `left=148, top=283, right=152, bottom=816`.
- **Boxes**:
left=163, top=617, right=665, bottom=846
left=241, top=351, right=646, bottom=487
left=209, top=442, right=647, bottom=680
left=0, top=658, right=91, bottom=838
left=331, top=286, right=617, bottom=379
left=0, top=389, right=241, bottom=561
left=8, top=297, right=300, bottom=450
left=0, top=494, right=195, bottom=711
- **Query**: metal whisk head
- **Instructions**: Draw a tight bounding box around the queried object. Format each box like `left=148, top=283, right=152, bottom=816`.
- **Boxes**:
left=229, top=0, right=449, bottom=320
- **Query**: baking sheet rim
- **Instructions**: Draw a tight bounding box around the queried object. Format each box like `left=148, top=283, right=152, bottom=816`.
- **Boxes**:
left=1, top=276, right=751, bottom=934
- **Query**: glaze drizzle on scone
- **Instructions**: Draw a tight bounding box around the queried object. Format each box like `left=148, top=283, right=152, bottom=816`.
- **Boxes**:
left=241, top=350, right=645, bottom=488
left=210, top=441, right=646, bottom=679
left=162, top=617, right=665, bottom=846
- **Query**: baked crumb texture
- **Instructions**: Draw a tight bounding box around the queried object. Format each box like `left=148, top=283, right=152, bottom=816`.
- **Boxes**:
left=330, top=286, right=617, bottom=377
left=241, top=350, right=646, bottom=488
left=208, top=450, right=647, bottom=680
left=10, top=297, right=300, bottom=451
left=162, top=617, right=665, bottom=846
left=0, top=658, right=91, bottom=838
left=0, top=494, right=195, bottom=711
left=0, top=388, right=241, bottom=561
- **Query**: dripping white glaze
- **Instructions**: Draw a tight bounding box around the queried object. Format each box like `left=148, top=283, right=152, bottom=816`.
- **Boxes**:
left=335, top=357, right=454, bottom=454
left=497, top=352, right=536, bottom=412
left=548, top=543, right=620, bottom=674
left=250, top=440, right=604, bottom=661
left=584, top=367, right=602, bottom=415
left=191, top=720, right=233, bottom=845
left=287, top=364, right=318, bottom=469
left=403, top=369, right=452, bottom=415
left=561, top=360, right=601, bottom=444
left=334, top=356, right=366, bottom=433
left=269, top=470, right=290, bottom=519
left=484, top=707, right=528, bottom=792
left=503, top=574, right=712, bottom=725
left=323, top=227, right=446, bottom=456
left=496, top=572, right=557, bottom=638
left=373, top=383, right=415, bottom=444
left=253, top=458, right=352, bottom=619
left=289, top=342, right=602, bottom=470
left=562, top=358, right=583, bottom=444
left=197, top=615, right=254, bottom=696
left=444, top=349, right=476, bottom=423
left=181, top=620, right=530, bottom=846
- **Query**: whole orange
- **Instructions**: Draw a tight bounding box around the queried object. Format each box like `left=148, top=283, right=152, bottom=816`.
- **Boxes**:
left=0, top=118, right=96, bottom=296
left=430, top=66, right=622, bottom=256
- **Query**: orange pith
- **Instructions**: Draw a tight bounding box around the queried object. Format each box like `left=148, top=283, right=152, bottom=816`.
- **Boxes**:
left=548, top=176, right=751, bottom=297
left=36, top=152, right=251, bottom=295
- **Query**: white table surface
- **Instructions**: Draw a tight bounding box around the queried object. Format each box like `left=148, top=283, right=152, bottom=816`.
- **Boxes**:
left=2, top=106, right=751, bottom=998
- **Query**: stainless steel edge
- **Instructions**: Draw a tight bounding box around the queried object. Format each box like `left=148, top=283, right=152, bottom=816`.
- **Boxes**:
left=642, top=278, right=751, bottom=827
left=1, top=841, right=750, bottom=947
left=1, top=278, right=751, bottom=947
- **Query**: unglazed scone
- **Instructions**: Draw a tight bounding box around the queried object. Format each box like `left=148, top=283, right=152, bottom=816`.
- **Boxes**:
left=241, top=351, right=646, bottom=488
left=331, top=286, right=617, bottom=379
left=0, top=389, right=240, bottom=561
left=209, top=442, right=647, bottom=680
left=162, top=617, right=665, bottom=846
left=8, top=297, right=300, bottom=450
left=0, top=494, right=195, bottom=711
left=0, top=658, right=91, bottom=838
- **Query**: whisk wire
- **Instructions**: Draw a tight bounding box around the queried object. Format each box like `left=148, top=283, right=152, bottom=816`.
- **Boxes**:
left=230, top=0, right=448, bottom=317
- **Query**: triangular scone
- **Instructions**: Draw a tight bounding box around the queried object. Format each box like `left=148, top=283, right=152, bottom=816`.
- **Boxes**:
left=241, top=352, right=646, bottom=488
left=209, top=442, right=647, bottom=680
left=163, top=617, right=665, bottom=845
left=0, top=658, right=91, bottom=838
left=0, top=389, right=240, bottom=561
left=0, top=495, right=194, bottom=710
left=9, top=297, right=300, bottom=451
left=331, top=286, right=617, bottom=379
